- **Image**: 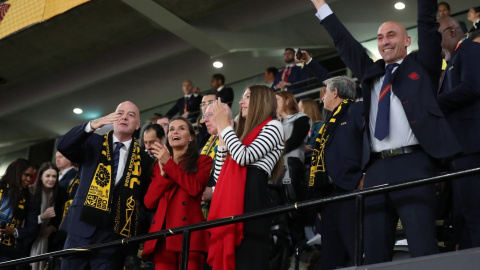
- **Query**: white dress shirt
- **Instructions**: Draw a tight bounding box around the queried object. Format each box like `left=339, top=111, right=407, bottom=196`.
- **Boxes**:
left=86, top=122, right=132, bottom=184
left=315, top=5, right=419, bottom=152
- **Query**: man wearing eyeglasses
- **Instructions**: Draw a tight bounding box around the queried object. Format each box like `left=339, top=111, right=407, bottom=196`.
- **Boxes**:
left=437, top=16, right=480, bottom=250
left=200, top=103, right=233, bottom=220
left=273, top=48, right=309, bottom=94
left=196, top=91, right=218, bottom=149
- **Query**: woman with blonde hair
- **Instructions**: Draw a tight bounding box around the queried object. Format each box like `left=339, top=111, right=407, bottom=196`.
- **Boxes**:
left=208, top=85, right=284, bottom=270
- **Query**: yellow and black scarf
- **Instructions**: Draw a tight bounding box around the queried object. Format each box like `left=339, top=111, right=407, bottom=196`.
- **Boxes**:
left=200, top=135, right=219, bottom=220
left=0, top=188, right=27, bottom=253
left=308, top=99, right=353, bottom=197
left=201, top=135, right=219, bottom=161
left=81, top=131, right=143, bottom=237
left=60, top=175, right=79, bottom=229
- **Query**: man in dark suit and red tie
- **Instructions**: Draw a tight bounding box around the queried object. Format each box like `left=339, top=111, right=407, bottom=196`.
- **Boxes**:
left=273, top=48, right=309, bottom=94
left=309, top=0, right=461, bottom=264
left=166, top=80, right=202, bottom=123
left=437, top=15, right=480, bottom=250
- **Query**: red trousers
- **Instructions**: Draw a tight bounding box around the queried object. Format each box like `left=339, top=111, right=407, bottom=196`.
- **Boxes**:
left=153, top=239, right=204, bottom=270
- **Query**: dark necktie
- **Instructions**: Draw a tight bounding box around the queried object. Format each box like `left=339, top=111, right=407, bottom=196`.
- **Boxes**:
left=113, top=142, right=124, bottom=183
left=374, top=63, right=399, bottom=141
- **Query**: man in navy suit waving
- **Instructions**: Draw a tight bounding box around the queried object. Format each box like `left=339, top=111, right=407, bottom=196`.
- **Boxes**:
left=310, top=0, right=461, bottom=264
left=57, top=101, right=153, bottom=269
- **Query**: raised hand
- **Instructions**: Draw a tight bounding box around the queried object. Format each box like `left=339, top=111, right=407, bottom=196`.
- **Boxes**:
left=151, top=142, right=171, bottom=165
left=90, top=112, right=121, bottom=130
left=40, top=206, right=56, bottom=221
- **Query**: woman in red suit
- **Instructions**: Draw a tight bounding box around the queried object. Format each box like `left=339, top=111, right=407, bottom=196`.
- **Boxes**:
left=142, top=116, right=212, bottom=270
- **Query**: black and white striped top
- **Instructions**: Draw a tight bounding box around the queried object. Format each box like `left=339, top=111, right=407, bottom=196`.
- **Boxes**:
left=214, top=120, right=284, bottom=181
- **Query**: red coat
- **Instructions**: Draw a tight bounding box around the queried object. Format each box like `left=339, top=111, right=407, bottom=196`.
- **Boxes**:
left=142, top=155, right=212, bottom=257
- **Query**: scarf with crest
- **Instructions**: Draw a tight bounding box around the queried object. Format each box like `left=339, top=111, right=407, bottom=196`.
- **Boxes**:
left=60, top=175, right=79, bottom=229
left=0, top=188, right=27, bottom=254
left=309, top=99, right=353, bottom=197
left=81, top=131, right=143, bottom=237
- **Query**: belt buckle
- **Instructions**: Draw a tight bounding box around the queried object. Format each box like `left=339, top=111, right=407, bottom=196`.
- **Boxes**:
left=381, top=149, right=394, bottom=159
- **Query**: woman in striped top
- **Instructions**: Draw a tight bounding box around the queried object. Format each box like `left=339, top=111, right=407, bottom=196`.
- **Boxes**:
left=207, top=85, right=284, bottom=270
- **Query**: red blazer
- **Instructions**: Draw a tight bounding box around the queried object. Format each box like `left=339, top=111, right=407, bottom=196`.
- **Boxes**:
left=142, top=155, right=212, bottom=257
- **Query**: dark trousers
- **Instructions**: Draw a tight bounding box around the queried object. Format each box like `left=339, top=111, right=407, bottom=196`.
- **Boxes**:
left=61, top=228, right=123, bottom=270
left=320, top=189, right=356, bottom=270
left=236, top=167, right=272, bottom=270
left=449, top=153, right=480, bottom=249
left=363, top=150, right=438, bottom=264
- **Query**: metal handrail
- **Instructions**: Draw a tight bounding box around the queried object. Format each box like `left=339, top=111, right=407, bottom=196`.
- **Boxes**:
left=1, top=167, right=479, bottom=269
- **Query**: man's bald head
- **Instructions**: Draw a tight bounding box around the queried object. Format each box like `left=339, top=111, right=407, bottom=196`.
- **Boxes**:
left=437, top=16, right=463, bottom=61
left=114, top=101, right=141, bottom=141
left=377, top=21, right=411, bottom=64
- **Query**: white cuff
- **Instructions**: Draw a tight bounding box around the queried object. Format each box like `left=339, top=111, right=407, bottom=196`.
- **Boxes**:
left=220, top=126, right=234, bottom=139
left=84, top=121, right=95, bottom=133
left=315, top=4, right=333, bottom=21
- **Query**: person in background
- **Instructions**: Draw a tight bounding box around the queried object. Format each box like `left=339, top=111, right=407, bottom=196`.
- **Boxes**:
left=466, top=6, right=480, bottom=37
left=273, top=48, right=309, bottom=94
left=55, top=151, right=77, bottom=189
left=299, top=98, right=324, bottom=165
left=208, top=85, right=284, bottom=270
left=275, top=91, right=311, bottom=247
left=157, top=115, right=171, bottom=140
left=264, top=67, right=279, bottom=89
left=210, top=74, right=234, bottom=107
left=0, top=158, right=38, bottom=269
left=166, top=80, right=202, bottom=123
left=437, top=2, right=467, bottom=33
left=143, top=124, right=166, bottom=158
left=437, top=15, right=480, bottom=250
left=142, top=117, right=212, bottom=270
left=29, top=162, right=67, bottom=270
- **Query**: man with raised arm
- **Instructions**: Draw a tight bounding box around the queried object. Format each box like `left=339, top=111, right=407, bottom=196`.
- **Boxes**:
left=57, top=101, right=153, bottom=270
left=309, top=0, right=461, bottom=264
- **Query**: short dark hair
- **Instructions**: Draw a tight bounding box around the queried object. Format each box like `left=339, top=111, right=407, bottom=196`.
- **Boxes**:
left=285, top=48, right=295, bottom=54
left=158, top=115, right=171, bottom=121
left=144, top=124, right=165, bottom=141
left=212, top=73, right=225, bottom=85
left=438, top=2, right=450, bottom=10
left=266, top=67, right=279, bottom=76
left=474, top=6, right=480, bottom=13
left=202, top=90, right=217, bottom=97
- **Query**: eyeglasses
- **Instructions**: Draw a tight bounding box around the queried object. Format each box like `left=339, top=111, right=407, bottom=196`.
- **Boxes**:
left=202, top=112, right=214, bottom=120
left=440, top=26, right=454, bottom=35
left=159, top=123, right=168, bottom=127
left=200, top=100, right=215, bottom=108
